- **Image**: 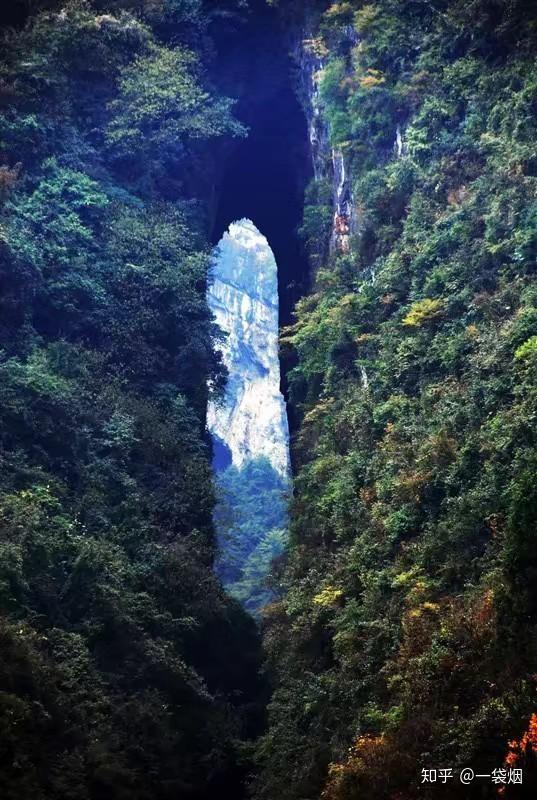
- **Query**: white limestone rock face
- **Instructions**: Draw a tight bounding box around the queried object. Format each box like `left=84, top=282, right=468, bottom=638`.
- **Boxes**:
left=207, top=219, right=290, bottom=477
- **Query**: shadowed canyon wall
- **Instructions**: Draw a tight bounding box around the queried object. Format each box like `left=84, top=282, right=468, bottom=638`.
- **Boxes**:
left=209, top=1, right=312, bottom=327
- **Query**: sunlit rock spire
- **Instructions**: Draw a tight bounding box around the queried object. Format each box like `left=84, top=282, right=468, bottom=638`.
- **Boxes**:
left=207, top=219, right=290, bottom=477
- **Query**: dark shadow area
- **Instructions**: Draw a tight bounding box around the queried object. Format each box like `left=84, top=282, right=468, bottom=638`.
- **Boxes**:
left=209, top=1, right=312, bottom=327
left=0, top=2, right=28, bottom=29
left=212, top=435, right=233, bottom=471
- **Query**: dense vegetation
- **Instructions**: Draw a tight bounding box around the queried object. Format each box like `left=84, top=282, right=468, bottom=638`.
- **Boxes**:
left=257, top=1, right=537, bottom=798
left=0, top=2, right=263, bottom=799
left=215, top=457, right=288, bottom=614
left=3, top=1, right=537, bottom=798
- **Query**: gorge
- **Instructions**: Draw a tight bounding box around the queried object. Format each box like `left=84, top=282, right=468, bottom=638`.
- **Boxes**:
left=0, top=2, right=537, bottom=800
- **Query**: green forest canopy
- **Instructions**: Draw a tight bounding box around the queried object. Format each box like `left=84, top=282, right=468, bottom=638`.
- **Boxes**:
left=1, top=1, right=537, bottom=800
left=0, top=2, right=261, bottom=799
left=256, top=1, right=537, bottom=799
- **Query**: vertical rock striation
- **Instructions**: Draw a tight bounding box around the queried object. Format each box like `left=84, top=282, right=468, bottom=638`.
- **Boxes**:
left=301, top=30, right=358, bottom=255
left=208, top=219, right=290, bottom=478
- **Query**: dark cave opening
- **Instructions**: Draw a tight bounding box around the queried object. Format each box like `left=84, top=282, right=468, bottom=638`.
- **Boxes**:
left=209, top=2, right=312, bottom=329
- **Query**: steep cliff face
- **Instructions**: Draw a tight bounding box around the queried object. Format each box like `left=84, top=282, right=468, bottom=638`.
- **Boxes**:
left=0, top=4, right=265, bottom=799
left=256, top=2, right=537, bottom=799
left=208, top=219, right=290, bottom=478
left=301, top=27, right=358, bottom=256
left=210, top=2, right=311, bottom=326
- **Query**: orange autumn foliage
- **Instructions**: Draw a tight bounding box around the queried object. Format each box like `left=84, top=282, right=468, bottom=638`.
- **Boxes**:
left=323, top=735, right=390, bottom=800
left=498, top=714, right=537, bottom=796
left=321, top=732, right=415, bottom=800
left=504, top=713, right=537, bottom=768
left=472, top=588, right=495, bottom=631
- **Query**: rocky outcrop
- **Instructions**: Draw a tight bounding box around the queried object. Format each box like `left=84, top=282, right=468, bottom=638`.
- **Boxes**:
left=207, top=219, right=290, bottom=478
left=300, top=31, right=358, bottom=255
